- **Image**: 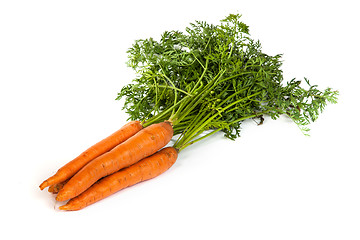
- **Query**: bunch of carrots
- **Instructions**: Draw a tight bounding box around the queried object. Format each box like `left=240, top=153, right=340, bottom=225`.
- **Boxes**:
left=39, top=121, right=178, bottom=210
left=39, top=14, right=338, bottom=210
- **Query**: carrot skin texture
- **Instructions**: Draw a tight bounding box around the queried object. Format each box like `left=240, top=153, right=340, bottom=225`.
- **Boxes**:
left=59, top=147, right=178, bottom=211
left=56, top=122, right=173, bottom=202
left=39, top=121, right=143, bottom=190
left=48, top=181, right=68, bottom=194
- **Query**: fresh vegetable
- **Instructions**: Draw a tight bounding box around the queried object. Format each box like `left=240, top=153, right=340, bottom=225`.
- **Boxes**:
left=59, top=147, right=178, bottom=211
left=39, top=121, right=143, bottom=190
left=118, top=14, right=338, bottom=140
left=56, top=121, right=173, bottom=202
left=40, top=14, right=338, bottom=211
left=48, top=181, right=67, bottom=194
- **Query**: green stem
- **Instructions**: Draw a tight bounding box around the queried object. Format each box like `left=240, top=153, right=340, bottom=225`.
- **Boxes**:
left=228, top=109, right=271, bottom=125
left=154, top=84, right=193, bottom=96
left=177, top=128, right=222, bottom=151
left=143, top=96, right=190, bottom=127
left=175, top=91, right=262, bottom=148
left=217, top=72, right=253, bottom=85
left=190, top=57, right=209, bottom=94
left=172, top=69, right=226, bottom=125
left=173, top=105, right=208, bottom=147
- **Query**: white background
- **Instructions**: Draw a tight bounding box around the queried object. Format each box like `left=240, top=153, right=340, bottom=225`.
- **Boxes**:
left=1, top=0, right=359, bottom=239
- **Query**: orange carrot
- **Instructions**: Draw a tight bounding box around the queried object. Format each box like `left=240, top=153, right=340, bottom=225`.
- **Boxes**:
left=48, top=181, right=68, bottom=194
left=39, top=121, right=143, bottom=190
left=56, top=121, right=173, bottom=202
left=59, top=147, right=178, bottom=211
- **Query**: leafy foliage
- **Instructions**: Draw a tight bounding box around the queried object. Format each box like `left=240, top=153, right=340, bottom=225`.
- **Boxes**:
left=116, top=14, right=338, bottom=149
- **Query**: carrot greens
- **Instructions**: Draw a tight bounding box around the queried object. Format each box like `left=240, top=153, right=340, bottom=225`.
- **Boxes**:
left=117, top=13, right=338, bottom=148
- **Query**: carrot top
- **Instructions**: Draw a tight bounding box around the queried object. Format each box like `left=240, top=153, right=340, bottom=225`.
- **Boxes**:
left=117, top=14, right=338, bottom=148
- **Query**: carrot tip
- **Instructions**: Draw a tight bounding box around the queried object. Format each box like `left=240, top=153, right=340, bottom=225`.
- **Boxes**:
left=39, top=181, right=48, bottom=190
left=59, top=205, right=70, bottom=211
left=59, top=204, right=80, bottom=211
left=55, top=196, right=63, bottom=201
left=55, top=191, right=71, bottom=202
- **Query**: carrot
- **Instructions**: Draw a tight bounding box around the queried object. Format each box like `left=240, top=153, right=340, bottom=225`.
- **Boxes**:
left=48, top=181, right=68, bottom=194
left=59, top=147, right=178, bottom=211
left=39, top=121, right=143, bottom=191
left=56, top=121, right=173, bottom=202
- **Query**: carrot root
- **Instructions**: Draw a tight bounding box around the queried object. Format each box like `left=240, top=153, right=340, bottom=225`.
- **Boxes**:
left=48, top=181, right=68, bottom=194
left=56, top=121, right=173, bottom=202
left=59, top=147, right=178, bottom=211
left=39, top=121, right=143, bottom=190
